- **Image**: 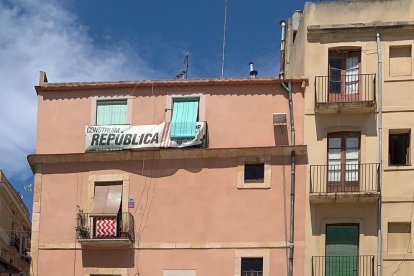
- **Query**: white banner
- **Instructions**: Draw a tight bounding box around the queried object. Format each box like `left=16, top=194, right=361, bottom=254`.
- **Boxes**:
left=85, top=122, right=206, bottom=151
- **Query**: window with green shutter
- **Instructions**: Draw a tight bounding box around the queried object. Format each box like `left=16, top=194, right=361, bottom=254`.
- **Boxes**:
left=96, top=99, right=128, bottom=125
left=170, top=97, right=199, bottom=139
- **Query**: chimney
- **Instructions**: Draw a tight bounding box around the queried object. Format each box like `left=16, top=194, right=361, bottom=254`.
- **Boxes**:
left=249, top=62, right=258, bottom=78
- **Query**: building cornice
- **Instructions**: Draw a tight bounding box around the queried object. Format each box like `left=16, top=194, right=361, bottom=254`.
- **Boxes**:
left=27, top=145, right=307, bottom=173
left=34, top=76, right=308, bottom=93
left=308, top=20, right=414, bottom=34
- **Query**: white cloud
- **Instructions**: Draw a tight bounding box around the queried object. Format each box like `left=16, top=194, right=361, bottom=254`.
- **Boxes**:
left=0, top=0, right=157, bottom=180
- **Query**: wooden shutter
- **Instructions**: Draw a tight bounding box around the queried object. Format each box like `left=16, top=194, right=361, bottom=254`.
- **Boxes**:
left=326, top=224, right=359, bottom=276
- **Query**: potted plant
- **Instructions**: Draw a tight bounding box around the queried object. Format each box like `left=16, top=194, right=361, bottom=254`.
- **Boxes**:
left=76, top=208, right=90, bottom=239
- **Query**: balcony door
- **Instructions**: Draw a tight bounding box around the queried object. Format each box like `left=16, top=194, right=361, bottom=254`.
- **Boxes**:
left=326, top=224, right=359, bottom=276
left=328, top=50, right=361, bottom=102
left=327, top=132, right=360, bottom=192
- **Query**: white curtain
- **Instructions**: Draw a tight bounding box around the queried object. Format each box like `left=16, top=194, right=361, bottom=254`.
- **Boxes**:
left=345, top=56, right=359, bottom=95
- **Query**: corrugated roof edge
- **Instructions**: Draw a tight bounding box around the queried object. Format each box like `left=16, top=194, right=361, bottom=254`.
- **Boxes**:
left=35, top=74, right=308, bottom=93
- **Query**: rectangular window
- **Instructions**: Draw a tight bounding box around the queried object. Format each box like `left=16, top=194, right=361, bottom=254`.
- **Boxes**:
left=389, top=131, right=410, bottom=166
left=96, top=99, right=127, bottom=125
left=388, top=222, right=411, bottom=254
left=328, top=49, right=361, bottom=99
left=327, top=132, right=360, bottom=192
left=170, top=97, right=199, bottom=139
left=241, top=257, right=263, bottom=276
left=389, top=45, right=412, bottom=77
left=244, top=163, right=265, bottom=182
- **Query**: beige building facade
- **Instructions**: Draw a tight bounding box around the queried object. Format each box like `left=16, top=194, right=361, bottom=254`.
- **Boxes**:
left=285, top=0, right=414, bottom=275
left=0, top=171, right=31, bottom=276
left=29, top=74, right=308, bottom=276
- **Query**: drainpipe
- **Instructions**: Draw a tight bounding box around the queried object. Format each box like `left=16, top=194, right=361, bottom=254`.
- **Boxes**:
left=281, top=81, right=295, bottom=276
left=280, top=17, right=295, bottom=276
left=376, top=32, right=383, bottom=276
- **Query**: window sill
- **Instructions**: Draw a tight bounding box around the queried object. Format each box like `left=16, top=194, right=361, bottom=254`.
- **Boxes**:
left=244, top=179, right=265, bottom=183
left=384, top=165, right=413, bottom=171
left=383, top=253, right=414, bottom=261
left=237, top=182, right=271, bottom=189
left=384, top=76, right=414, bottom=82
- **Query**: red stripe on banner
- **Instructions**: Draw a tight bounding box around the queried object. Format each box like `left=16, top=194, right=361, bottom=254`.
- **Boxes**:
left=161, top=122, right=171, bottom=148
left=160, top=122, right=166, bottom=147
left=167, top=123, right=172, bottom=147
left=96, top=217, right=116, bottom=238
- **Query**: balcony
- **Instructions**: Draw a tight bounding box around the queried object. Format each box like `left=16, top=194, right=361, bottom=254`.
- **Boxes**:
left=21, top=248, right=31, bottom=264
left=310, top=163, right=379, bottom=203
left=312, top=255, right=375, bottom=276
left=314, top=74, right=376, bottom=113
left=77, top=212, right=134, bottom=248
left=0, top=248, right=21, bottom=274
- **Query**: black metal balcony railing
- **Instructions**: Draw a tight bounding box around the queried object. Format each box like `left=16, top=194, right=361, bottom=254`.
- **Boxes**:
left=76, top=212, right=134, bottom=241
left=312, top=255, right=375, bottom=276
left=315, top=74, right=376, bottom=105
left=242, top=271, right=263, bottom=276
left=9, top=233, right=20, bottom=252
left=21, top=253, right=31, bottom=264
left=310, top=163, right=379, bottom=194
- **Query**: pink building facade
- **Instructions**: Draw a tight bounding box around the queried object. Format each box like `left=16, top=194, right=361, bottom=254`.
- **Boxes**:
left=29, top=73, right=308, bottom=276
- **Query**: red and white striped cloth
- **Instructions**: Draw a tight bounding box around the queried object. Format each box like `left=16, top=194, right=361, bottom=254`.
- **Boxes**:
left=95, top=217, right=117, bottom=238
left=160, top=122, right=172, bottom=148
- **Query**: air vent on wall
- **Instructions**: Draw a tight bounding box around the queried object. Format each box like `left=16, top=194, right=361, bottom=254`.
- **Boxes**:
left=273, top=113, right=287, bottom=125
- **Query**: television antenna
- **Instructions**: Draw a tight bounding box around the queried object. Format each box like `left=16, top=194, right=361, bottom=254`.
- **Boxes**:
left=176, top=51, right=189, bottom=79
left=24, top=183, right=33, bottom=193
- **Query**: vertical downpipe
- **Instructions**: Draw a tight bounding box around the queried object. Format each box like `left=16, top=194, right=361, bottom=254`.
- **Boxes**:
left=288, top=82, right=295, bottom=276
left=376, top=32, right=383, bottom=276
left=281, top=81, right=295, bottom=276
left=280, top=19, right=295, bottom=276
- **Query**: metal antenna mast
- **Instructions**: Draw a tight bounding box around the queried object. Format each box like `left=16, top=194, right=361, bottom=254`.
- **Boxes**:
left=221, top=0, right=228, bottom=78
left=184, top=51, right=189, bottom=79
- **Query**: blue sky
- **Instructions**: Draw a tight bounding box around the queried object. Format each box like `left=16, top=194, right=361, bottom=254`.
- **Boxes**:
left=0, top=0, right=308, bottom=212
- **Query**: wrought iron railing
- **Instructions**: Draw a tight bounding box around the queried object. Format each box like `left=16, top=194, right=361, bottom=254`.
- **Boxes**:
left=310, top=163, right=379, bottom=194
left=20, top=249, right=32, bottom=264
left=76, top=212, right=134, bottom=241
left=241, top=271, right=263, bottom=276
left=315, top=74, right=376, bottom=105
left=312, top=255, right=375, bottom=276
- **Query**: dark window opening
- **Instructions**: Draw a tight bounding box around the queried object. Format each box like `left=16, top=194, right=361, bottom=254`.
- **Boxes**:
left=389, top=132, right=410, bottom=166
left=241, top=257, right=263, bottom=276
left=244, top=164, right=265, bottom=182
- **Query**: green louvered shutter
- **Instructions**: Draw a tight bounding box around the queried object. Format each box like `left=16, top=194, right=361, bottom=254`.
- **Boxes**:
left=170, top=97, right=199, bottom=139
left=96, top=100, right=128, bottom=125
left=326, top=225, right=359, bottom=276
